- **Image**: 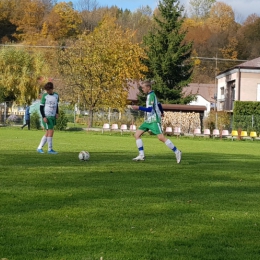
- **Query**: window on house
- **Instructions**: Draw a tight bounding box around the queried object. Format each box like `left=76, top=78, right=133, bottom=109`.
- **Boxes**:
left=221, top=87, right=224, bottom=95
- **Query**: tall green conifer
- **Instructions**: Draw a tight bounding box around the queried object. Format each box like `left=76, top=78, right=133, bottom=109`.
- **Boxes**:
left=142, top=0, right=194, bottom=104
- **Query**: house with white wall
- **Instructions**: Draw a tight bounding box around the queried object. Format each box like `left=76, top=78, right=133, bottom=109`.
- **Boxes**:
left=216, top=57, right=260, bottom=111
left=183, top=83, right=215, bottom=115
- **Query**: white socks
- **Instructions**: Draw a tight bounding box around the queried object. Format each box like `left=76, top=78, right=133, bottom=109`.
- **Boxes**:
left=165, top=139, right=177, bottom=153
left=38, top=136, right=47, bottom=149
left=38, top=136, right=53, bottom=151
left=136, top=139, right=144, bottom=156
left=47, top=137, right=53, bottom=151
left=135, top=138, right=178, bottom=156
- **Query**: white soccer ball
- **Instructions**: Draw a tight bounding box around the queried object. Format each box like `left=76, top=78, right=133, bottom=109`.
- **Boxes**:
left=78, top=151, right=90, bottom=161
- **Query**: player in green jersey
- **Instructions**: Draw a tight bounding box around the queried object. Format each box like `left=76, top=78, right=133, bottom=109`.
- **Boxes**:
left=37, top=82, right=59, bottom=154
left=131, top=80, right=182, bottom=163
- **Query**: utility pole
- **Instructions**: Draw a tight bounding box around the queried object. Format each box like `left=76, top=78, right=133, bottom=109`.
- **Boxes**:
left=214, top=53, right=218, bottom=111
left=214, top=54, right=218, bottom=129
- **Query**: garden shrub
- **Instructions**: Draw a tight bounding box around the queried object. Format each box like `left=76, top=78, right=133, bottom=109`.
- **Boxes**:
left=55, top=109, right=69, bottom=131
left=30, top=111, right=41, bottom=130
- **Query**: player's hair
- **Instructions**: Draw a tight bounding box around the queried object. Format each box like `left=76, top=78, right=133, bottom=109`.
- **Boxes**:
left=142, top=80, right=152, bottom=87
left=44, top=82, right=54, bottom=90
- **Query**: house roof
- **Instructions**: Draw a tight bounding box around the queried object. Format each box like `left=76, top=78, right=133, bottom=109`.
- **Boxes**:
left=183, top=83, right=215, bottom=103
left=217, top=57, right=260, bottom=76
left=127, top=81, right=140, bottom=101
left=162, top=104, right=206, bottom=112
left=236, top=57, right=260, bottom=68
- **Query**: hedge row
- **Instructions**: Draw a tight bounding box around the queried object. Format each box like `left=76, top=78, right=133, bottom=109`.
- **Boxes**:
left=233, top=101, right=260, bottom=132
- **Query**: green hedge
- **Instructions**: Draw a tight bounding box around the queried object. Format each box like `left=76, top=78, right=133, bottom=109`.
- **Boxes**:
left=233, top=101, right=260, bottom=132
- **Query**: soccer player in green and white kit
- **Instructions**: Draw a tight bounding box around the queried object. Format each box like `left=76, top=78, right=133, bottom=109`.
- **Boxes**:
left=37, top=82, right=59, bottom=154
left=131, top=80, right=182, bottom=163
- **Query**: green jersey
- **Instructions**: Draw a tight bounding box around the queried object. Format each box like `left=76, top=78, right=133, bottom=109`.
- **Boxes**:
left=145, top=91, right=161, bottom=123
left=40, top=92, right=59, bottom=117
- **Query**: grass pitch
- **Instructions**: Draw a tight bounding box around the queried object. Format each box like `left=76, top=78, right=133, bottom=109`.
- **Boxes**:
left=1, top=127, right=260, bottom=260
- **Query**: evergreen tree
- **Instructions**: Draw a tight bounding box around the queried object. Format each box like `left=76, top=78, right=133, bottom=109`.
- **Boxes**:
left=141, top=0, right=195, bottom=104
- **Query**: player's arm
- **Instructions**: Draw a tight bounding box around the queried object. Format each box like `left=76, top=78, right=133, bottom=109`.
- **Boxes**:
left=40, top=104, right=46, bottom=118
left=131, top=105, right=152, bottom=112
left=40, top=104, right=48, bottom=123
left=138, top=106, right=152, bottom=112
left=56, top=104, right=59, bottom=114
left=131, top=105, right=153, bottom=112
left=132, top=94, right=153, bottom=112
left=158, top=102, right=164, bottom=116
left=55, top=94, right=59, bottom=118
left=39, top=94, right=46, bottom=118
left=56, top=104, right=59, bottom=118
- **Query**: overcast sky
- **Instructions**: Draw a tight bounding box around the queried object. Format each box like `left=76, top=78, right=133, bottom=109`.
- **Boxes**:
left=87, top=0, right=260, bottom=23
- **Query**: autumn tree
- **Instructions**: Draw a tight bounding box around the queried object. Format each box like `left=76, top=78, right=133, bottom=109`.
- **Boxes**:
left=142, top=0, right=194, bottom=104
left=75, top=0, right=99, bottom=11
left=77, top=3, right=154, bottom=42
left=116, top=6, right=154, bottom=43
left=42, top=2, right=82, bottom=41
left=188, top=0, right=216, bottom=19
left=182, top=1, right=242, bottom=83
left=77, top=0, right=101, bottom=32
left=219, top=37, right=238, bottom=59
left=182, top=17, right=214, bottom=83
left=237, top=14, right=260, bottom=59
left=206, top=1, right=235, bottom=33
left=0, top=47, right=49, bottom=104
left=206, top=2, right=240, bottom=73
left=0, top=0, right=57, bottom=44
left=57, top=15, right=147, bottom=127
left=10, top=0, right=47, bottom=43
left=0, top=0, right=18, bottom=43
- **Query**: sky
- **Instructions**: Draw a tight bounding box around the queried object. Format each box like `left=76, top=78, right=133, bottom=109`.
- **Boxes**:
left=89, top=0, right=260, bottom=22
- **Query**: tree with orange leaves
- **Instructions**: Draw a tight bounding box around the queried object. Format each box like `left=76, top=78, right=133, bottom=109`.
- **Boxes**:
left=57, top=15, right=147, bottom=127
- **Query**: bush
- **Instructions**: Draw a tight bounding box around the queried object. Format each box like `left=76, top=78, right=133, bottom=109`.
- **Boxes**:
left=233, top=101, right=260, bottom=132
left=55, top=109, right=69, bottom=131
left=30, top=111, right=42, bottom=130
left=204, top=111, right=231, bottom=131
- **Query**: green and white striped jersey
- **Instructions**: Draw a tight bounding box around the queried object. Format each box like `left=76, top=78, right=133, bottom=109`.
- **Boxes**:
left=145, top=91, right=161, bottom=123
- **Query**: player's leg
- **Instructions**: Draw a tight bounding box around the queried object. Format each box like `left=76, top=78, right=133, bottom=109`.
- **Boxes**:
left=157, top=133, right=182, bottom=163
left=37, top=117, right=57, bottom=154
left=46, top=129, right=54, bottom=153
left=46, top=117, right=57, bottom=154
left=151, top=123, right=182, bottom=164
left=37, top=134, right=47, bottom=153
left=37, top=118, right=48, bottom=153
left=132, top=125, right=146, bottom=161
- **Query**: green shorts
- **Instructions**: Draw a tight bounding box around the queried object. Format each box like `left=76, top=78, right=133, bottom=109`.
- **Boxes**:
left=139, top=122, right=163, bottom=135
left=42, top=116, right=56, bottom=130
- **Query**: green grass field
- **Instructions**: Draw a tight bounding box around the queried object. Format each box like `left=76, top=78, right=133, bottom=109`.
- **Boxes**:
left=1, top=127, right=260, bottom=260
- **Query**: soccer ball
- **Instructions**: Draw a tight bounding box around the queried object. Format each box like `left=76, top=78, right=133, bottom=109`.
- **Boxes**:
left=78, top=151, right=90, bottom=161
